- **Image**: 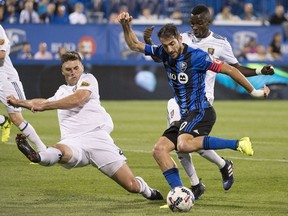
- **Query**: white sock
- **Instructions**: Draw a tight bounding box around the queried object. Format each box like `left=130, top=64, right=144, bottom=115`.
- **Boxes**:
left=198, top=150, right=225, bottom=169
left=135, top=176, right=152, bottom=198
left=0, top=115, right=5, bottom=124
left=18, top=121, right=47, bottom=152
left=177, top=152, right=199, bottom=186
left=39, top=147, right=62, bottom=166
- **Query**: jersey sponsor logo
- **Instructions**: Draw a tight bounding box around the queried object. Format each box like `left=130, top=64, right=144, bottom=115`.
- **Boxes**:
left=180, top=61, right=187, bottom=72
left=80, top=81, right=90, bottom=87
left=168, top=73, right=177, bottom=80
left=168, top=72, right=189, bottom=84
left=178, top=72, right=188, bottom=84
left=180, top=121, right=187, bottom=131
left=0, top=39, right=4, bottom=45
left=207, top=48, right=215, bottom=55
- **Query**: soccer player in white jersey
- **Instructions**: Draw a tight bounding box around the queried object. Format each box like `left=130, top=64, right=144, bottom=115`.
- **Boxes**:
left=143, top=4, right=274, bottom=199
left=7, top=51, right=163, bottom=201
left=0, top=24, right=46, bottom=150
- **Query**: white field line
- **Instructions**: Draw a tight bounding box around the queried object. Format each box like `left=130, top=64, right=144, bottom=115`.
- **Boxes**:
left=121, top=149, right=288, bottom=163
left=5, top=139, right=287, bottom=163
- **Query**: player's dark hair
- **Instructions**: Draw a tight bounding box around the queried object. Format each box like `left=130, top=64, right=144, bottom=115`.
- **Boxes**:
left=191, top=4, right=210, bottom=15
left=157, top=23, right=180, bottom=39
left=61, top=51, right=82, bottom=65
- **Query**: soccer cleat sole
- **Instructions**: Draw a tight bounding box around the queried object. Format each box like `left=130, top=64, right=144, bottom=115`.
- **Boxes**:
left=16, top=134, right=41, bottom=163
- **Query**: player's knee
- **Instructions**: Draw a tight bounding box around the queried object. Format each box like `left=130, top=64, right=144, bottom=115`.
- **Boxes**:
left=152, top=142, right=167, bottom=159
left=177, top=139, right=198, bottom=153
left=9, top=113, right=24, bottom=126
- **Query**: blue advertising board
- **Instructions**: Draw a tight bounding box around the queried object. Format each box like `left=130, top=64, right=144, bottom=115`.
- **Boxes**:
left=2, top=24, right=286, bottom=64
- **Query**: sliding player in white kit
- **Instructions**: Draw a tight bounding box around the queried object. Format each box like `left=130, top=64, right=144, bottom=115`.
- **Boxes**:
left=7, top=51, right=163, bottom=200
left=0, top=24, right=46, bottom=150
left=143, top=4, right=274, bottom=199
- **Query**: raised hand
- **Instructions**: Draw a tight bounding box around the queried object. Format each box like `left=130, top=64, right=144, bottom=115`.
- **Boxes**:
left=117, top=12, right=132, bottom=25
left=143, top=26, right=155, bottom=45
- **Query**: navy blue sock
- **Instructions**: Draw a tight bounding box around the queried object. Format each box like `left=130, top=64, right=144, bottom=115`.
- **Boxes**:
left=163, top=168, right=183, bottom=188
left=202, top=136, right=238, bottom=150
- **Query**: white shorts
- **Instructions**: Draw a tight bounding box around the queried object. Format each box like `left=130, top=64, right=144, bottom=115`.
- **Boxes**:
left=0, top=80, right=25, bottom=113
left=58, top=129, right=127, bottom=176
left=167, top=98, right=181, bottom=127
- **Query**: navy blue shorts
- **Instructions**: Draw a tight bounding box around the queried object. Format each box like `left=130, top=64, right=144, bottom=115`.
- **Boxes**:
left=162, top=106, right=216, bottom=148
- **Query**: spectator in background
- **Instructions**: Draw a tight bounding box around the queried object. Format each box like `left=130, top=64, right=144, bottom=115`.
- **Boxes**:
left=269, top=5, right=287, bottom=25
left=86, top=0, right=106, bottom=23
left=170, top=9, right=182, bottom=22
left=17, top=42, right=33, bottom=60
left=137, top=7, right=157, bottom=21
left=54, top=46, right=67, bottom=59
left=3, top=3, right=19, bottom=23
left=137, top=0, right=162, bottom=18
left=52, top=5, right=69, bottom=24
left=246, top=45, right=274, bottom=61
left=19, top=0, right=40, bottom=24
left=77, top=40, right=92, bottom=60
left=37, top=0, right=49, bottom=16
left=268, top=32, right=283, bottom=60
left=110, top=0, right=136, bottom=17
left=109, top=4, right=128, bottom=23
left=214, top=6, right=240, bottom=21
left=34, top=42, right=53, bottom=60
left=164, top=0, right=180, bottom=19
left=69, top=2, right=87, bottom=24
left=240, top=3, right=259, bottom=21
left=40, top=2, right=56, bottom=23
left=243, top=37, right=258, bottom=54
left=54, top=0, right=73, bottom=15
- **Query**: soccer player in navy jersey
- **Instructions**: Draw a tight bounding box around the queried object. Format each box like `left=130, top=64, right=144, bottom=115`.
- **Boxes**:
left=118, top=12, right=270, bottom=192
left=142, top=4, right=274, bottom=198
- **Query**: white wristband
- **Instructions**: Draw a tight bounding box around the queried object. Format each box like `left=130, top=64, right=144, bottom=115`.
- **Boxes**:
left=250, top=89, right=264, bottom=98
left=255, top=68, right=262, bottom=75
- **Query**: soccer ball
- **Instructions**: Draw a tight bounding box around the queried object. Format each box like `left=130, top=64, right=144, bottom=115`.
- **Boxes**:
left=166, top=186, right=195, bottom=212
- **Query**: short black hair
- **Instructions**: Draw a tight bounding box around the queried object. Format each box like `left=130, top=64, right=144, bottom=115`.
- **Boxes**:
left=61, top=51, right=82, bottom=65
left=157, top=23, right=180, bottom=39
left=191, top=4, right=210, bottom=16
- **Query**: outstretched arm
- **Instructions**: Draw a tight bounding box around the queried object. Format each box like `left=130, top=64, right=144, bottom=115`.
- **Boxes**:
left=220, top=64, right=270, bottom=98
left=118, top=12, right=145, bottom=53
left=7, top=95, right=47, bottom=110
left=232, top=63, right=274, bottom=76
left=7, top=89, right=91, bottom=112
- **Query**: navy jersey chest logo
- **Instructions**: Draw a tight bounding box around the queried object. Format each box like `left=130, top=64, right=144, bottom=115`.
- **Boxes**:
left=180, top=61, right=187, bottom=72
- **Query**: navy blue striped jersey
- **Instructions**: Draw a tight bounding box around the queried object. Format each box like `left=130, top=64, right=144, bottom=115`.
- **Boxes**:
left=145, top=43, right=223, bottom=118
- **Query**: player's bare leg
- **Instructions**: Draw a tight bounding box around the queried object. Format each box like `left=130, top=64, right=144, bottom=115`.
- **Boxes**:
left=111, top=163, right=163, bottom=200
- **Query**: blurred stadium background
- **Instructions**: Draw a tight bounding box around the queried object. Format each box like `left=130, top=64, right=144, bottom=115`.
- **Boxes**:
left=1, top=0, right=288, bottom=100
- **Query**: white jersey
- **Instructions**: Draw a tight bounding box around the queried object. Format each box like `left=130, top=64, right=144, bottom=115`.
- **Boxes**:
left=0, top=25, right=25, bottom=113
left=48, top=73, right=113, bottom=140
left=181, top=31, right=238, bottom=104
left=0, top=25, right=20, bottom=81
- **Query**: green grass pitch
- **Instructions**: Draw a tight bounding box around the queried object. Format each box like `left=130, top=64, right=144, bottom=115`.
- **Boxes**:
left=0, top=100, right=287, bottom=216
